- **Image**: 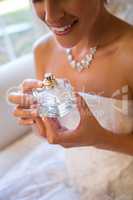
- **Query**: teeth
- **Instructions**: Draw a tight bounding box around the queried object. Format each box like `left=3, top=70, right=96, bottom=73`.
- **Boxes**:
left=52, top=24, right=72, bottom=32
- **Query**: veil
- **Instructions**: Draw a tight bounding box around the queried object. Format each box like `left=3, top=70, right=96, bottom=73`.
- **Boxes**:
left=106, top=0, right=133, bottom=25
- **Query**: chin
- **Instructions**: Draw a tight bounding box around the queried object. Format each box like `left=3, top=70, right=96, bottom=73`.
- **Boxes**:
left=55, top=35, right=82, bottom=49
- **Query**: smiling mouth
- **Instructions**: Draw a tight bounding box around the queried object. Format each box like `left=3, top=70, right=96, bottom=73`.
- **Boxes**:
left=50, top=19, right=79, bottom=36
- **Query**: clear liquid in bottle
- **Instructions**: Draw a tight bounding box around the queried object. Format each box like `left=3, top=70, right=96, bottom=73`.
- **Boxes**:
left=32, top=73, right=80, bottom=130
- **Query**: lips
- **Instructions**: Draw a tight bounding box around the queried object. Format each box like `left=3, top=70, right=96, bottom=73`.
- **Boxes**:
left=52, top=24, right=72, bottom=32
left=49, top=19, right=79, bottom=36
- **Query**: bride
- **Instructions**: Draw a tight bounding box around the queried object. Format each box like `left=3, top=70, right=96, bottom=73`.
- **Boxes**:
left=8, top=0, right=133, bottom=199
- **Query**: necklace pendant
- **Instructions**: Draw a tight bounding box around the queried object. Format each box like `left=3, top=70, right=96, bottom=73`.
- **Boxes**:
left=68, top=54, right=73, bottom=62
left=76, top=62, right=81, bottom=68
left=77, top=66, right=83, bottom=72
left=77, top=63, right=83, bottom=72
left=71, top=60, right=76, bottom=69
left=66, top=46, right=97, bottom=72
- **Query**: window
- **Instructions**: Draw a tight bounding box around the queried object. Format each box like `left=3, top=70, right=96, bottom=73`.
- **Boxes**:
left=0, top=0, right=46, bottom=65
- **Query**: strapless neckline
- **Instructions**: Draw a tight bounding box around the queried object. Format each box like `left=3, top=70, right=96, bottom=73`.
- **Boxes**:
left=79, top=92, right=133, bottom=117
left=79, top=92, right=133, bottom=102
left=60, top=91, right=133, bottom=134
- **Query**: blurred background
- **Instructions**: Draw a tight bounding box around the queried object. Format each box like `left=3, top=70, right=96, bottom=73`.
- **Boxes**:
left=0, top=0, right=132, bottom=188
left=0, top=0, right=48, bottom=66
left=0, top=0, right=133, bottom=66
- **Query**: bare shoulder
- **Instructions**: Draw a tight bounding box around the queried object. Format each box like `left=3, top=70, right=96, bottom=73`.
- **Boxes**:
left=33, top=32, right=54, bottom=53
left=33, top=33, right=55, bottom=80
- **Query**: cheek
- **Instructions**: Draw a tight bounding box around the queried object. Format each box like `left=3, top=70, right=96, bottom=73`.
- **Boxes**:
left=60, top=0, right=85, bottom=18
left=70, top=1, right=92, bottom=20
left=33, top=4, right=45, bottom=19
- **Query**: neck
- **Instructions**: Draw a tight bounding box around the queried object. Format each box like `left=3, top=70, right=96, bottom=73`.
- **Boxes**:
left=72, top=7, right=118, bottom=59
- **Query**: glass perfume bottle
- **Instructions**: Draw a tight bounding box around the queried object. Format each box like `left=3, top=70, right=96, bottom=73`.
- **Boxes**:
left=32, top=73, right=80, bottom=130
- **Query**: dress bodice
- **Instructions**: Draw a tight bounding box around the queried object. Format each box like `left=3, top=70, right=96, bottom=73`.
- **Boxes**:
left=65, top=92, right=133, bottom=200
left=0, top=93, right=133, bottom=200
left=79, top=92, right=133, bottom=134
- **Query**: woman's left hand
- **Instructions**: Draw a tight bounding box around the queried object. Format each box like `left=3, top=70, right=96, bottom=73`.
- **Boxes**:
left=42, top=93, right=105, bottom=148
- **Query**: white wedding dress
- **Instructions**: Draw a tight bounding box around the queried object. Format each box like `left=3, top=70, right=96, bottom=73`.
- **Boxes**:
left=0, top=92, right=133, bottom=200
left=65, top=92, right=133, bottom=200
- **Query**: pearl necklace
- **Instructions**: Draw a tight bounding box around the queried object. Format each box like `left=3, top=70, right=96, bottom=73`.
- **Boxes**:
left=66, top=46, right=97, bottom=72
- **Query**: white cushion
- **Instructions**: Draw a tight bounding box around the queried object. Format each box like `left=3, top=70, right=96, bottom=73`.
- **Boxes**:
left=0, top=54, right=36, bottom=149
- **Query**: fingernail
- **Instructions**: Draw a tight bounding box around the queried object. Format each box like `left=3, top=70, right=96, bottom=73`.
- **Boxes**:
left=8, top=93, right=17, bottom=102
left=8, top=93, right=17, bottom=100
left=10, top=92, right=21, bottom=96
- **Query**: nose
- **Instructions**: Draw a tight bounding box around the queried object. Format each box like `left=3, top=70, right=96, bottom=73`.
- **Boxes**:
left=44, top=0, right=64, bottom=25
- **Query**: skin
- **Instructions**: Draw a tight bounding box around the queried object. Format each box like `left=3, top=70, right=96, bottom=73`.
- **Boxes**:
left=8, top=0, right=133, bottom=154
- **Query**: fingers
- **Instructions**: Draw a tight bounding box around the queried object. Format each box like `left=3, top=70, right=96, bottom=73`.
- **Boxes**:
left=43, top=117, right=63, bottom=130
left=34, top=117, right=47, bottom=137
left=13, top=106, right=38, bottom=118
left=8, top=92, right=36, bottom=107
left=15, top=109, right=46, bottom=137
left=8, top=79, right=43, bottom=107
left=42, top=117, right=77, bottom=145
left=42, top=117, right=58, bottom=144
left=18, top=115, right=46, bottom=138
left=18, top=118, right=35, bottom=125
left=75, top=93, right=92, bottom=119
left=75, top=93, right=87, bottom=112
left=20, top=79, right=43, bottom=93
left=42, top=117, right=66, bottom=144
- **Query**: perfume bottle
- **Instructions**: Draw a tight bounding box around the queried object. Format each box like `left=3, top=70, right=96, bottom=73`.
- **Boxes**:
left=32, top=73, right=80, bottom=130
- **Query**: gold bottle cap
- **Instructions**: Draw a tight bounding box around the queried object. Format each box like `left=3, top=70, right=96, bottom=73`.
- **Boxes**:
left=43, top=73, right=57, bottom=88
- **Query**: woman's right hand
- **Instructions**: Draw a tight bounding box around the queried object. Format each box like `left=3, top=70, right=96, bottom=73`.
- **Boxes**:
left=8, top=79, right=47, bottom=137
